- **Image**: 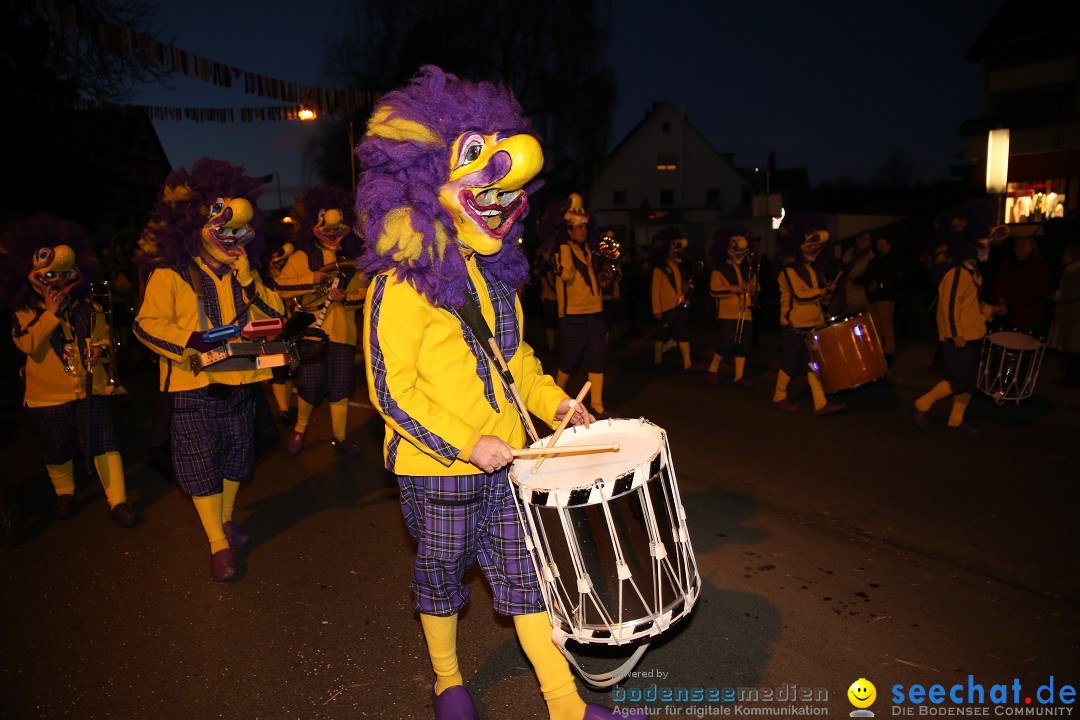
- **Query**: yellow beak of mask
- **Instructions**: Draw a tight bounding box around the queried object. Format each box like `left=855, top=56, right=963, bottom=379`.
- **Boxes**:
left=200, top=196, right=255, bottom=266
left=438, top=131, right=543, bottom=256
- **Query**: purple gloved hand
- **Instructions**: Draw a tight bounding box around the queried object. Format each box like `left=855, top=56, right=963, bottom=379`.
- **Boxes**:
left=185, top=332, right=216, bottom=353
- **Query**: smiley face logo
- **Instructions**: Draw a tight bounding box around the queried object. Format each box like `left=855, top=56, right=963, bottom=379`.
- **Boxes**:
left=848, top=678, right=877, bottom=709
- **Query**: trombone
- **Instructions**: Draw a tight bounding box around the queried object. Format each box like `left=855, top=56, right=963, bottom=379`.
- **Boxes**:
left=89, top=280, right=119, bottom=394
left=733, top=254, right=760, bottom=345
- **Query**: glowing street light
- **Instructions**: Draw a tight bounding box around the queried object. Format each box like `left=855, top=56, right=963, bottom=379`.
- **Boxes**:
left=298, top=104, right=318, bottom=121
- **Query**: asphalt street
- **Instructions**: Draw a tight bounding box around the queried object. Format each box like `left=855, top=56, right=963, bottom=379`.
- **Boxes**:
left=1, top=318, right=1077, bottom=720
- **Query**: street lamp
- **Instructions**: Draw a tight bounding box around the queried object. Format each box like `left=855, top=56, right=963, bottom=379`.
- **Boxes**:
left=986, top=128, right=1010, bottom=223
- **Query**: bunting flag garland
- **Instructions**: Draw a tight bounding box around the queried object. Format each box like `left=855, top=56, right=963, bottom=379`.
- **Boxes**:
left=73, top=98, right=336, bottom=123
left=18, top=0, right=381, bottom=118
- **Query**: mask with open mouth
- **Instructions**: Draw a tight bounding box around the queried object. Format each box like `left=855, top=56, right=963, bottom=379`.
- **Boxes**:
left=801, top=231, right=830, bottom=262
left=728, top=236, right=750, bottom=263
left=200, top=196, right=255, bottom=265
left=313, top=208, right=351, bottom=250
left=438, top=131, right=543, bottom=256
left=29, top=245, right=82, bottom=296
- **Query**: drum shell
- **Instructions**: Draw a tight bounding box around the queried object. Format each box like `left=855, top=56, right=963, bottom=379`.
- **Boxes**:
left=977, top=331, right=1045, bottom=404
left=804, top=312, right=888, bottom=393
left=509, top=418, right=700, bottom=645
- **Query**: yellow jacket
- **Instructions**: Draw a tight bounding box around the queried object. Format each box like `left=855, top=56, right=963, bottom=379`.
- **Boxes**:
left=936, top=263, right=993, bottom=341
left=778, top=264, right=827, bottom=329
left=12, top=300, right=110, bottom=407
left=275, top=247, right=368, bottom=345
left=710, top=260, right=754, bottom=321
left=134, top=257, right=285, bottom=391
left=556, top=242, right=602, bottom=317
left=651, top=259, right=687, bottom=315
left=364, top=254, right=566, bottom=476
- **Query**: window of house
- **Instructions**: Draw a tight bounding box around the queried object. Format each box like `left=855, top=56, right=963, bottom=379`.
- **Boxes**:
left=656, top=154, right=677, bottom=171
left=662, top=121, right=671, bottom=134
left=660, top=189, right=674, bottom=206
left=613, top=190, right=627, bottom=207
left=706, top=188, right=720, bottom=206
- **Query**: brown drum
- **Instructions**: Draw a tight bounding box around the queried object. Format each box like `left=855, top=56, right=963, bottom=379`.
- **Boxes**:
left=804, top=312, right=888, bottom=392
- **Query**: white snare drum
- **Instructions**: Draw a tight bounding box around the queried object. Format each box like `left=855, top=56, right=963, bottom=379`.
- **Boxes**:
left=977, top=331, right=1045, bottom=405
left=509, top=418, right=700, bottom=658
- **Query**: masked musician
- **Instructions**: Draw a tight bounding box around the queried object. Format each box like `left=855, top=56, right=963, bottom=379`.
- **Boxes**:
left=1, top=215, right=136, bottom=528
left=357, top=67, right=634, bottom=720
left=263, top=223, right=299, bottom=425
left=542, top=193, right=609, bottom=418
left=133, top=158, right=285, bottom=581
left=772, top=213, right=845, bottom=415
left=275, top=187, right=367, bottom=455
left=706, top=224, right=756, bottom=387
left=649, top=227, right=700, bottom=370
left=914, top=199, right=1007, bottom=433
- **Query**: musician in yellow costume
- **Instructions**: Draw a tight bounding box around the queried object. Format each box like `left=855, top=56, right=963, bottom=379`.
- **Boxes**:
left=541, top=193, right=609, bottom=417
left=276, top=186, right=367, bottom=455
left=1, top=215, right=135, bottom=528
left=706, top=224, right=756, bottom=387
left=356, top=66, right=637, bottom=720
left=772, top=213, right=845, bottom=415
left=914, top=199, right=1007, bottom=433
left=649, top=228, right=701, bottom=370
left=134, top=158, right=285, bottom=581
left=263, top=220, right=298, bottom=425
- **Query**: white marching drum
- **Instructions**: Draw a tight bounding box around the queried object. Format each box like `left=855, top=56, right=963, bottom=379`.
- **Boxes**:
left=509, top=418, right=700, bottom=683
left=977, top=331, right=1045, bottom=405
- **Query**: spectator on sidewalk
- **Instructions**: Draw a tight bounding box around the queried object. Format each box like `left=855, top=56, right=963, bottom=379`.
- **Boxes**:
left=993, top=236, right=1050, bottom=336
left=1048, top=243, right=1080, bottom=387
left=864, top=236, right=899, bottom=364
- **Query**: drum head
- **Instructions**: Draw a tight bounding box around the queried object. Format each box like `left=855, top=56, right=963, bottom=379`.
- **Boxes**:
left=511, top=418, right=663, bottom=502
left=987, top=331, right=1043, bottom=351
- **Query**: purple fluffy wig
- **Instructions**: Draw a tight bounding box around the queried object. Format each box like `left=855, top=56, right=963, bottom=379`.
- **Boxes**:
left=922, top=199, right=1001, bottom=284
left=648, top=228, right=684, bottom=270
left=775, top=212, right=831, bottom=271
left=709, top=224, right=751, bottom=269
left=0, top=214, right=104, bottom=311
left=294, top=185, right=361, bottom=270
left=144, top=157, right=266, bottom=271
left=355, top=65, right=539, bottom=308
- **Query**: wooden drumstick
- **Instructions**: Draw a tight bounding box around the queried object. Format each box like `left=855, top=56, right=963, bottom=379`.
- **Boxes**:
left=532, top=381, right=591, bottom=474
left=487, top=337, right=540, bottom=443
left=512, top=443, right=619, bottom=459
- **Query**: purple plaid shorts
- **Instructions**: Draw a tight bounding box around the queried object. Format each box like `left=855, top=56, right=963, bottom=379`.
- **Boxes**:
left=397, top=471, right=544, bottom=617
left=170, top=385, right=255, bottom=496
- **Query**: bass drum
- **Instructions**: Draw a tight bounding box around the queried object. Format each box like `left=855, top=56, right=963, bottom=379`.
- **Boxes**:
left=804, top=312, right=888, bottom=393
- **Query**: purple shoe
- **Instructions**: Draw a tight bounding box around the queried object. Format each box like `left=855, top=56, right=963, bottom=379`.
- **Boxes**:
left=734, top=376, right=754, bottom=388
left=224, top=520, right=250, bottom=548
left=913, top=405, right=931, bottom=431
left=210, top=548, right=236, bottom=582
left=814, top=401, right=845, bottom=416
left=772, top=398, right=799, bottom=412
left=431, top=682, right=479, bottom=720
left=331, top=438, right=362, bottom=456
left=109, top=502, right=137, bottom=528
left=54, top=494, right=76, bottom=519
left=585, top=704, right=649, bottom=718
left=285, top=430, right=305, bottom=455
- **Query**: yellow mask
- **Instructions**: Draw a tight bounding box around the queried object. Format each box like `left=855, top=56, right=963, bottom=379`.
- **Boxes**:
left=438, top=131, right=543, bottom=255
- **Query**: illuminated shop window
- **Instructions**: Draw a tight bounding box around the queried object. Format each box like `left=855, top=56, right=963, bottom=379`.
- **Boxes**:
left=1004, top=181, right=1066, bottom=223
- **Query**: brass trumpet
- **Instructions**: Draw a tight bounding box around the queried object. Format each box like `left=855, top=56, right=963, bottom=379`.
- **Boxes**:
left=598, top=232, right=621, bottom=290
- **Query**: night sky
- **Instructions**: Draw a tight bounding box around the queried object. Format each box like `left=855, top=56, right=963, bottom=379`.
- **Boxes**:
left=134, top=0, right=1003, bottom=209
